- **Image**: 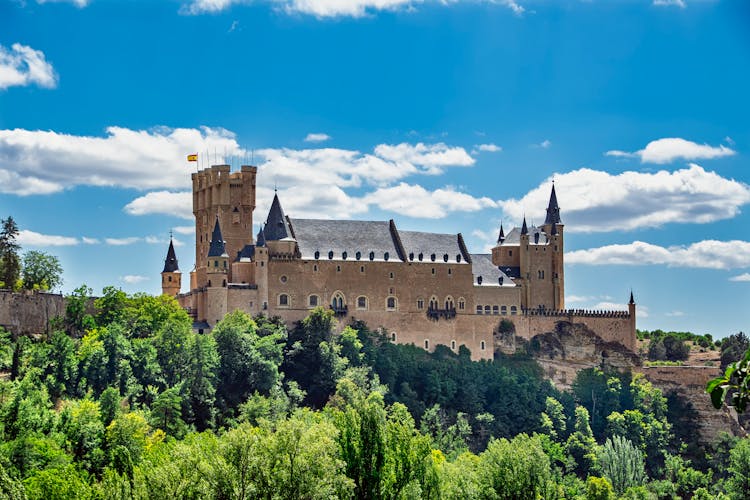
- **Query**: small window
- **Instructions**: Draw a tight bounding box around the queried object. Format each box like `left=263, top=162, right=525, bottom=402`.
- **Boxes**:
left=360, top=266, right=365, bottom=273
left=492, top=305, right=499, bottom=315
left=451, top=340, right=456, bottom=350
left=511, top=305, right=517, bottom=315
left=313, top=264, right=318, bottom=272
left=456, top=254, right=462, bottom=263
left=223, top=261, right=227, bottom=269
left=342, top=251, right=348, bottom=260
left=458, top=298, right=465, bottom=310
left=279, top=294, right=289, bottom=306
left=384, top=252, right=389, bottom=261
left=418, top=253, right=423, bottom=261
left=328, top=251, right=334, bottom=260
left=389, top=287, right=394, bottom=294
left=214, top=260, right=218, bottom=267
left=389, top=272, right=394, bottom=279
left=336, top=265, right=341, bottom=272
left=501, top=305, right=507, bottom=315
left=369, top=251, right=375, bottom=261
left=356, top=251, right=361, bottom=260
left=430, top=253, right=436, bottom=262
left=357, top=296, right=367, bottom=310
left=168, top=276, right=172, bottom=282
left=309, top=295, right=318, bottom=307
left=448, top=268, right=452, bottom=275
left=222, top=279, right=226, bottom=287
left=477, top=276, right=483, bottom=285
left=417, top=298, right=424, bottom=309
left=509, top=250, right=513, bottom=257
left=409, top=252, right=414, bottom=261
left=315, top=251, right=320, bottom=259
left=484, top=305, right=491, bottom=314
left=476, top=305, right=482, bottom=314
left=480, top=341, right=486, bottom=351
left=280, top=275, right=288, bottom=284
left=443, top=254, right=448, bottom=262
left=391, top=332, right=397, bottom=342
left=424, top=339, right=430, bottom=350
left=387, top=297, right=397, bottom=310
left=431, top=268, right=436, bottom=275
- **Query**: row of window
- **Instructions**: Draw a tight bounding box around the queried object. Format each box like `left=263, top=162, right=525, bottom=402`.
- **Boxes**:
left=310, top=264, right=453, bottom=278
left=278, top=293, right=398, bottom=311
left=476, top=304, right=518, bottom=315
left=312, top=250, right=464, bottom=263
left=388, top=333, right=486, bottom=352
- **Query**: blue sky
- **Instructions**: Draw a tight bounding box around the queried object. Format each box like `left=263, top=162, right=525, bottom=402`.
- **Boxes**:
left=1, top=0, right=749, bottom=338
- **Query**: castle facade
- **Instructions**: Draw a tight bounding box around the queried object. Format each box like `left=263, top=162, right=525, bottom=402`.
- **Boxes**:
left=162, top=164, right=636, bottom=360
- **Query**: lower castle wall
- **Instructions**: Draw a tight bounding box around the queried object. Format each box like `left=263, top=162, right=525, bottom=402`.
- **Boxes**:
left=0, top=290, right=67, bottom=337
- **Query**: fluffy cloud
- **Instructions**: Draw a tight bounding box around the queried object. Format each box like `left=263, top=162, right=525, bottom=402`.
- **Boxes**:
left=124, top=191, right=193, bottom=220
left=182, top=0, right=526, bottom=17
left=729, top=273, right=750, bottom=282
left=472, top=143, right=502, bottom=154
left=499, top=164, right=750, bottom=232
left=373, top=142, right=474, bottom=173
left=606, top=138, right=735, bottom=164
left=17, top=230, right=78, bottom=247
left=37, top=0, right=90, bottom=6
left=121, top=275, right=149, bottom=284
left=567, top=240, right=750, bottom=270
left=0, top=43, right=57, bottom=90
left=653, top=0, right=686, bottom=7
left=304, top=133, right=331, bottom=143
left=0, top=126, right=242, bottom=195
left=173, top=225, right=195, bottom=235
left=363, top=183, right=497, bottom=218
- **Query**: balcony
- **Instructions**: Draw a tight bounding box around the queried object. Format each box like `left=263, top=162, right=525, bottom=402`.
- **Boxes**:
left=426, top=307, right=456, bottom=321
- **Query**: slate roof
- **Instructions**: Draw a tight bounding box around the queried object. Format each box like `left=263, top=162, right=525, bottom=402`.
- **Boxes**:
left=235, top=244, right=255, bottom=262
left=264, top=194, right=293, bottom=241
left=498, top=225, right=549, bottom=246
left=207, top=218, right=228, bottom=257
left=162, top=238, right=179, bottom=273
left=545, top=184, right=562, bottom=225
left=288, top=219, right=400, bottom=261
left=470, top=254, right=517, bottom=286
left=399, top=230, right=469, bottom=264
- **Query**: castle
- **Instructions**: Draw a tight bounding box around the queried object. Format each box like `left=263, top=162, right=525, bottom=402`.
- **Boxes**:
left=162, top=164, right=637, bottom=361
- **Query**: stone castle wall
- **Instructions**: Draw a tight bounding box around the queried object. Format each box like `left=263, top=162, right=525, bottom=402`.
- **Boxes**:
left=0, top=290, right=67, bottom=337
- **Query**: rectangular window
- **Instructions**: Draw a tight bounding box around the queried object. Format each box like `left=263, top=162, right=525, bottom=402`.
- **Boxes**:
left=476, top=305, right=482, bottom=314
left=417, top=299, right=424, bottom=309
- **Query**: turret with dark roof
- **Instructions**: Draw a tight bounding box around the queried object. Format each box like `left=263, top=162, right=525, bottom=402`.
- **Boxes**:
left=264, top=193, right=294, bottom=241
left=162, top=237, right=179, bottom=273
left=544, top=184, right=561, bottom=225
left=208, top=216, right=228, bottom=257
left=521, top=216, right=528, bottom=236
left=497, top=223, right=505, bottom=243
left=256, top=224, right=266, bottom=247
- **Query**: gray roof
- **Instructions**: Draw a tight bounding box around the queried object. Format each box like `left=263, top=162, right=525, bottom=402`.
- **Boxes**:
left=470, top=254, right=517, bottom=286
left=208, top=218, right=228, bottom=257
left=235, top=244, right=255, bottom=262
left=498, top=225, right=549, bottom=246
left=264, top=194, right=293, bottom=241
left=289, top=219, right=400, bottom=261
left=162, top=238, right=179, bottom=272
left=399, top=230, right=469, bottom=264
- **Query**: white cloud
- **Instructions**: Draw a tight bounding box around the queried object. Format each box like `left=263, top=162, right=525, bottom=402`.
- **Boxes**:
left=82, top=237, right=99, bottom=244
left=37, top=0, right=90, bottom=6
left=17, top=229, right=78, bottom=247
left=304, top=133, right=331, bottom=143
left=665, top=311, right=685, bottom=317
left=0, top=43, right=58, bottom=90
left=567, top=240, right=750, bottom=270
left=362, top=183, right=497, bottom=218
left=729, top=273, right=750, bottom=282
left=373, top=142, right=474, bottom=173
left=499, top=164, right=750, bottom=233
left=539, top=139, right=551, bottom=149
left=653, top=0, right=686, bottom=7
left=124, top=191, right=193, bottom=220
left=105, top=237, right=141, bottom=246
left=605, top=137, right=735, bottom=164
left=182, top=0, right=526, bottom=17
left=0, top=126, right=243, bottom=195
left=473, top=143, right=502, bottom=154
left=121, top=275, right=149, bottom=284
left=173, top=225, right=195, bottom=235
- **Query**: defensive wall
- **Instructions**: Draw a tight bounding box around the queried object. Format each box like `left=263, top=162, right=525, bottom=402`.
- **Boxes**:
left=0, top=289, right=66, bottom=337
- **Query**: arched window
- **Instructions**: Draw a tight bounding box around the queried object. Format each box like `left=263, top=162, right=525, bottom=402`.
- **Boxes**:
left=445, top=296, right=455, bottom=310
left=476, top=305, right=482, bottom=314
left=510, top=305, right=517, bottom=315
left=501, top=305, right=507, bottom=315
left=384, top=252, right=390, bottom=261
left=443, top=254, right=449, bottom=262
left=279, top=294, right=289, bottom=307
left=386, top=297, right=397, bottom=310
left=331, top=291, right=345, bottom=310
left=369, top=251, right=375, bottom=261
left=456, top=254, right=462, bottom=263
left=424, top=339, right=430, bottom=350
left=484, top=305, right=491, bottom=314
left=458, top=298, right=465, bottom=310
left=451, top=340, right=456, bottom=351
left=314, top=251, right=320, bottom=259
left=418, top=253, right=423, bottom=261
left=357, top=296, right=367, bottom=310
left=342, top=251, right=348, bottom=260
left=492, top=305, right=499, bottom=315
left=429, top=296, right=439, bottom=310
left=391, top=332, right=397, bottom=342
left=430, top=253, right=436, bottom=262
left=308, top=295, right=318, bottom=307
left=417, top=298, right=424, bottom=309
left=409, top=252, right=414, bottom=261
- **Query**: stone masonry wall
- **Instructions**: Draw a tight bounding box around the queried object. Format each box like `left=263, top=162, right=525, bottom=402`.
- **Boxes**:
left=0, top=290, right=67, bottom=337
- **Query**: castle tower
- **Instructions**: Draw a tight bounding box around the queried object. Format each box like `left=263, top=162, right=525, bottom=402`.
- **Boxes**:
left=161, top=236, right=181, bottom=297
left=255, top=224, right=270, bottom=313
left=519, top=216, right=531, bottom=310
left=541, top=183, right=565, bottom=310
left=263, top=193, right=298, bottom=258
left=192, top=164, right=257, bottom=288
left=206, top=217, right=229, bottom=288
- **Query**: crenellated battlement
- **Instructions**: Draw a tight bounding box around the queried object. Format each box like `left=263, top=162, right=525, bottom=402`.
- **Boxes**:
left=522, top=308, right=631, bottom=318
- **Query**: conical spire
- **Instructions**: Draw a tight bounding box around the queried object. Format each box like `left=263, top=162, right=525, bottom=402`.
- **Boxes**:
left=521, top=216, right=528, bottom=235
left=629, top=290, right=635, bottom=305
left=497, top=223, right=505, bottom=243
left=162, top=236, right=179, bottom=272
left=256, top=224, right=266, bottom=247
left=264, top=193, right=292, bottom=241
left=544, top=183, right=561, bottom=225
left=207, top=216, right=228, bottom=257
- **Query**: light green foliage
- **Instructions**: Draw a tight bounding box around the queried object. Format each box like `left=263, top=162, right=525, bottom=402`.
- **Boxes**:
left=566, top=406, right=597, bottom=476
left=0, top=463, right=26, bottom=500
left=32, top=331, right=77, bottom=400
left=58, top=399, right=105, bottom=473
left=476, top=433, right=551, bottom=500
left=94, top=286, right=128, bottom=327
left=662, top=453, right=710, bottom=498
left=21, top=251, right=62, bottom=292
left=438, top=451, right=481, bottom=500
left=586, top=476, right=615, bottom=500
left=338, top=326, right=364, bottom=367
left=419, top=404, right=470, bottom=459
left=98, top=387, right=122, bottom=427
left=727, top=438, right=750, bottom=500
left=23, top=464, right=93, bottom=500
left=64, top=285, right=95, bottom=338
left=105, top=412, right=151, bottom=466
left=1, top=371, right=56, bottom=440
left=541, top=396, right=566, bottom=440
left=122, top=294, right=191, bottom=339
left=597, top=435, right=646, bottom=494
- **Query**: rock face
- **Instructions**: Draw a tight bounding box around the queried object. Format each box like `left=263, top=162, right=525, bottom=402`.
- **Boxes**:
left=638, top=366, right=746, bottom=444
left=521, top=320, right=641, bottom=391
left=0, top=290, right=67, bottom=337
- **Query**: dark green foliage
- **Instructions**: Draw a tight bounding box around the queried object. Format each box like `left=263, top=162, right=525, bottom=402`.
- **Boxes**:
left=721, top=333, right=749, bottom=371
left=20, top=251, right=62, bottom=292
left=0, top=217, right=21, bottom=291
left=149, top=387, right=186, bottom=438
left=64, top=285, right=95, bottom=338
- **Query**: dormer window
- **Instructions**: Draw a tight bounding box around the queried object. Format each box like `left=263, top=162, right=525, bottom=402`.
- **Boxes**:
left=342, top=251, right=348, bottom=260
left=456, top=254, right=461, bottom=263
left=356, top=251, right=361, bottom=260
left=477, top=276, right=483, bottom=285
left=443, top=254, right=448, bottom=262
left=328, top=251, right=334, bottom=260
left=430, top=253, right=436, bottom=262
left=384, top=252, right=389, bottom=261
left=314, top=251, right=320, bottom=259
left=409, top=252, right=414, bottom=261
left=369, top=251, right=375, bottom=261
left=418, top=253, right=423, bottom=261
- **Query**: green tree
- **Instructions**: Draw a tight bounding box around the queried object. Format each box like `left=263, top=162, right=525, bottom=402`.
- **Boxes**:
left=566, top=406, right=598, bottom=476
left=149, top=387, right=186, bottom=438
left=183, top=333, right=219, bottom=431
left=94, top=286, right=128, bottom=327
left=476, top=433, right=551, bottom=500
left=586, top=476, right=615, bottom=500
left=0, top=216, right=21, bottom=291
left=23, top=464, right=94, bottom=500
left=0, top=462, right=26, bottom=499
left=597, top=435, right=646, bottom=494
left=727, top=438, right=750, bottom=500
left=21, top=251, right=63, bottom=291
left=64, top=285, right=95, bottom=338
left=98, top=386, right=122, bottom=427
left=58, top=399, right=105, bottom=473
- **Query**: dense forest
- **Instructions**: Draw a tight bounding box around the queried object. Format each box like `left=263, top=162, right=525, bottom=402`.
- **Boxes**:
left=0, top=285, right=748, bottom=499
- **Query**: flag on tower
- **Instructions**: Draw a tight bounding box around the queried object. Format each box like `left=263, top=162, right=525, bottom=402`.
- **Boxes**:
left=187, top=154, right=198, bottom=162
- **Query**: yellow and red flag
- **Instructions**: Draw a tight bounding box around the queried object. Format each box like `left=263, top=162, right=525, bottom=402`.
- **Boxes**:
left=187, top=154, right=198, bottom=162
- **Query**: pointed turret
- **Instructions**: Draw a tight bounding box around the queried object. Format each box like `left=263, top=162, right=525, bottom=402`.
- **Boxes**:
left=497, top=223, right=505, bottom=243
left=544, top=183, right=561, bottom=225
left=264, top=193, right=293, bottom=241
left=162, top=237, right=179, bottom=273
left=629, top=290, right=635, bottom=305
left=521, top=216, right=528, bottom=235
left=256, top=224, right=266, bottom=247
left=208, top=216, right=228, bottom=257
